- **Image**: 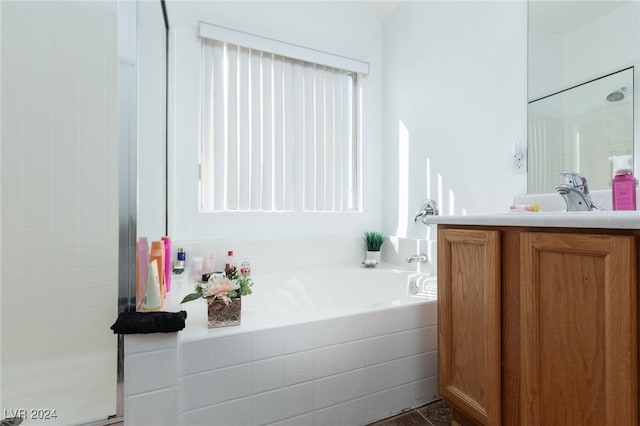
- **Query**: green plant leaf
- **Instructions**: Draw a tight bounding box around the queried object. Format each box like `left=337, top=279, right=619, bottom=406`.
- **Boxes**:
left=180, top=292, right=202, bottom=304
left=239, top=286, right=253, bottom=296
left=364, top=231, right=386, bottom=251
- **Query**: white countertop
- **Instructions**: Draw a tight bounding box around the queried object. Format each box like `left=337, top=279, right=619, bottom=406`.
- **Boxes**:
left=420, top=211, right=640, bottom=229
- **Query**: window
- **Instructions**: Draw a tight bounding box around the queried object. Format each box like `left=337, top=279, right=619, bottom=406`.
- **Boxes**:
left=198, top=23, right=368, bottom=212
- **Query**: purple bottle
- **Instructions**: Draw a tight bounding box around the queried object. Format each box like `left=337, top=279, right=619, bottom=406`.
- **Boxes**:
left=610, top=155, right=636, bottom=211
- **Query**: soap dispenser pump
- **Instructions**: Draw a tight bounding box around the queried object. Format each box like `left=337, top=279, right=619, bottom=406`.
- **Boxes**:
left=609, top=155, right=636, bottom=211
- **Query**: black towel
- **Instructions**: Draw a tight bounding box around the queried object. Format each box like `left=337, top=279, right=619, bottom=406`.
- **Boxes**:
left=110, top=310, right=187, bottom=334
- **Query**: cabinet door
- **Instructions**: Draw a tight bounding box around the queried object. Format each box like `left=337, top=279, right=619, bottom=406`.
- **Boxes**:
left=438, top=229, right=501, bottom=425
left=520, top=232, right=638, bottom=425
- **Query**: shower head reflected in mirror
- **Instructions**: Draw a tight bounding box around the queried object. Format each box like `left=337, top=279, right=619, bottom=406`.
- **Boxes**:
left=606, top=86, right=627, bottom=102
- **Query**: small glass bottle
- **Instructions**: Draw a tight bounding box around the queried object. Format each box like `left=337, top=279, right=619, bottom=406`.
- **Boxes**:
left=225, top=250, right=235, bottom=268
left=240, top=261, right=251, bottom=276
left=225, top=250, right=237, bottom=277
left=177, top=247, right=186, bottom=261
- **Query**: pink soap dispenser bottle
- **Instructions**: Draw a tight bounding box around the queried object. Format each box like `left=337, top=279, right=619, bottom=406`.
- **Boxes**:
left=609, top=155, right=637, bottom=211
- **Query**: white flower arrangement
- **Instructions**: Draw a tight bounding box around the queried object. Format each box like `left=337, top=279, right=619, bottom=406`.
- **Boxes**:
left=181, top=267, right=253, bottom=305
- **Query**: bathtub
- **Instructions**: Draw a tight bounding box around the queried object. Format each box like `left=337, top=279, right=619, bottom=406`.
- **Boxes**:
left=243, top=266, right=437, bottom=315
left=125, top=266, right=440, bottom=426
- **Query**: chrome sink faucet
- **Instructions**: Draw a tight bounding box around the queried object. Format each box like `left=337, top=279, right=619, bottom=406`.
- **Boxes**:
left=555, top=170, right=605, bottom=211
left=560, top=170, right=590, bottom=195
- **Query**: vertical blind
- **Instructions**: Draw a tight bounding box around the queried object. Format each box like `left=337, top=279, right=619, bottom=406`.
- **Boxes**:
left=528, top=113, right=564, bottom=192
left=199, top=37, right=359, bottom=212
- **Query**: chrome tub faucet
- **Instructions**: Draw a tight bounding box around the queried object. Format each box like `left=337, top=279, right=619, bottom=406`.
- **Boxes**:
left=407, top=253, right=428, bottom=264
left=414, top=199, right=439, bottom=224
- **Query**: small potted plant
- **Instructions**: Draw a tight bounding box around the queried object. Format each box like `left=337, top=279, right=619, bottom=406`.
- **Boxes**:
left=181, top=265, right=253, bottom=328
left=363, top=231, right=386, bottom=266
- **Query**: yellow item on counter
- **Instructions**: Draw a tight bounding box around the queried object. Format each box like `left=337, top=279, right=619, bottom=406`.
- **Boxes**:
left=509, top=204, right=540, bottom=212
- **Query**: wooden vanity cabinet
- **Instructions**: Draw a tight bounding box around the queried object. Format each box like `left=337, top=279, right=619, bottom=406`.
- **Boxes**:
left=437, top=225, right=639, bottom=426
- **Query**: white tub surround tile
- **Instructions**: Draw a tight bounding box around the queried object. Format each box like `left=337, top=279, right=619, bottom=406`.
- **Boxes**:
left=411, top=377, right=439, bottom=407
left=366, top=363, right=391, bottom=394
left=389, top=328, right=431, bottom=360
left=390, top=384, right=413, bottom=414
left=389, top=356, right=420, bottom=388
left=181, top=371, right=216, bottom=412
left=314, top=375, right=343, bottom=409
left=252, top=327, right=285, bottom=360
left=312, top=317, right=343, bottom=348
left=214, top=364, right=252, bottom=403
left=251, top=389, right=286, bottom=425
left=365, top=309, right=396, bottom=337
left=365, top=335, right=391, bottom=366
left=339, top=315, right=366, bottom=342
left=340, top=397, right=367, bottom=426
left=180, top=339, right=214, bottom=376
left=214, top=333, right=252, bottom=368
left=251, top=357, right=285, bottom=394
left=125, top=389, right=178, bottom=426
left=180, top=397, right=251, bottom=426
left=340, top=340, right=367, bottom=373
left=366, top=391, right=392, bottom=423
left=126, top=333, right=178, bottom=355
left=283, top=382, right=314, bottom=419
left=283, top=323, right=314, bottom=354
left=283, top=351, right=314, bottom=386
left=282, top=412, right=314, bottom=426
left=341, top=368, right=367, bottom=401
left=314, top=404, right=342, bottom=426
left=313, top=345, right=342, bottom=378
left=124, top=301, right=438, bottom=425
left=125, top=350, right=177, bottom=395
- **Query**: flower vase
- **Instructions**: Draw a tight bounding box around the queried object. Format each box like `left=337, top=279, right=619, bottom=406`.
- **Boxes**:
left=207, top=297, right=241, bottom=328
left=365, top=250, right=381, bottom=264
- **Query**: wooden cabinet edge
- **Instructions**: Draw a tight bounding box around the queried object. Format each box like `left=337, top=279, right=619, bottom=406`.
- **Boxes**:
left=437, top=228, right=501, bottom=425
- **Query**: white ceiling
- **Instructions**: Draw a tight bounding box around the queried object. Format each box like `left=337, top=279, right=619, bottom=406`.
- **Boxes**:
left=529, top=0, right=632, bottom=35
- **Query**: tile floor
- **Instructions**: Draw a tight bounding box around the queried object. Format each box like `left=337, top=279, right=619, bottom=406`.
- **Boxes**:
left=367, top=400, right=452, bottom=426
left=52, top=401, right=451, bottom=426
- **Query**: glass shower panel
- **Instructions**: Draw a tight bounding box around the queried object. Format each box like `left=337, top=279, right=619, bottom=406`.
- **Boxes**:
left=0, top=1, right=118, bottom=424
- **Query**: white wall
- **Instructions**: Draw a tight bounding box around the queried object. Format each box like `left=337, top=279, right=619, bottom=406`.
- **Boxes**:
left=381, top=1, right=528, bottom=240
left=167, top=1, right=384, bottom=242
left=1, top=1, right=118, bottom=423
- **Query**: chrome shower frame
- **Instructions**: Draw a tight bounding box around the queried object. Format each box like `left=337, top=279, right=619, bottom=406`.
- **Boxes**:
left=116, top=0, right=138, bottom=422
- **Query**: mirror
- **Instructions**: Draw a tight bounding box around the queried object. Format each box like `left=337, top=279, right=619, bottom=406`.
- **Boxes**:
left=528, top=67, right=634, bottom=193
left=137, top=1, right=168, bottom=238
left=527, top=1, right=640, bottom=193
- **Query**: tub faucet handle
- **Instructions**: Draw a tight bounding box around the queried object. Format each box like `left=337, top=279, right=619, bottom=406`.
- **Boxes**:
left=407, top=253, right=428, bottom=264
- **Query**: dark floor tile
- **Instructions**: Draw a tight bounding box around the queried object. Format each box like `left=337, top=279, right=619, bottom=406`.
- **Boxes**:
left=368, top=411, right=432, bottom=426
left=417, top=400, right=452, bottom=426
